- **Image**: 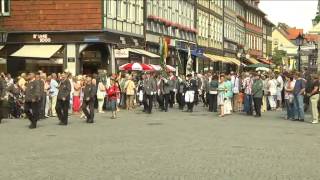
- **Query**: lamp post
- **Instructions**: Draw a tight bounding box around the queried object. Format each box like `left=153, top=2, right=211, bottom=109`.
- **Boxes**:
left=237, top=46, right=249, bottom=73
left=295, top=33, right=304, bottom=72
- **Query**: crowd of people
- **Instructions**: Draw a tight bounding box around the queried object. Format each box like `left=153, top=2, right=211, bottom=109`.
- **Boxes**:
left=0, top=68, right=319, bottom=129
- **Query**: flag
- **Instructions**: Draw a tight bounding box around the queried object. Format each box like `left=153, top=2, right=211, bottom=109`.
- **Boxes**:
left=186, top=46, right=193, bottom=74
left=159, top=36, right=168, bottom=78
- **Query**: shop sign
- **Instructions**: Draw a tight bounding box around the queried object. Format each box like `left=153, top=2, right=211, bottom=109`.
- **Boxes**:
left=115, top=49, right=129, bottom=58
left=33, top=34, right=51, bottom=43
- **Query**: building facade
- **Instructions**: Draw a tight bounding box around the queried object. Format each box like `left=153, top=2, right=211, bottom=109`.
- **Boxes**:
left=0, top=0, right=272, bottom=75
left=145, top=0, right=197, bottom=74
left=244, top=0, right=264, bottom=59
left=196, top=0, right=223, bottom=72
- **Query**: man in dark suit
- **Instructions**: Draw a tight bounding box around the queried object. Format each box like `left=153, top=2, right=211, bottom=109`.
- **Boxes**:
left=168, top=72, right=177, bottom=108
left=184, top=74, right=197, bottom=112
left=82, top=76, right=97, bottom=123
left=160, top=76, right=172, bottom=112
left=25, top=73, right=41, bottom=129
left=55, top=72, right=71, bottom=125
left=143, top=72, right=157, bottom=114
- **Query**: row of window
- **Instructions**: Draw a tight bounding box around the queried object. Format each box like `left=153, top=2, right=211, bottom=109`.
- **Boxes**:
left=106, top=0, right=143, bottom=24
left=246, top=11, right=263, bottom=28
left=236, top=27, right=246, bottom=46
left=198, top=0, right=223, bottom=15
left=197, top=10, right=223, bottom=49
left=105, top=0, right=144, bottom=35
left=146, top=0, right=195, bottom=29
left=246, top=34, right=263, bottom=51
left=235, top=1, right=245, bottom=18
left=224, top=0, right=236, bottom=12
left=147, top=21, right=196, bottom=42
left=224, top=20, right=236, bottom=42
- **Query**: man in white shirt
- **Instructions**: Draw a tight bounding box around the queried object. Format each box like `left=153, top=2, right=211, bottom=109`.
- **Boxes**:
left=231, top=71, right=240, bottom=112
left=276, top=73, right=284, bottom=110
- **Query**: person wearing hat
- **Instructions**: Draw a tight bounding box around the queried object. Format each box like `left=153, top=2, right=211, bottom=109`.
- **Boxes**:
left=55, top=72, right=71, bottom=125
left=184, top=74, right=197, bottom=112
left=252, top=73, right=263, bottom=117
left=143, top=72, right=157, bottom=114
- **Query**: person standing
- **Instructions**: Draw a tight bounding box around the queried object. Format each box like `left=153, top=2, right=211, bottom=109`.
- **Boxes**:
left=308, top=74, right=319, bottom=124
left=224, top=75, right=233, bottom=115
left=0, top=73, right=8, bottom=124
left=82, top=76, right=97, bottom=123
left=243, top=73, right=253, bottom=115
left=49, top=73, right=59, bottom=117
left=208, top=75, right=219, bottom=112
left=293, top=72, right=306, bottom=121
left=184, top=74, right=197, bottom=112
left=107, top=78, right=120, bottom=119
left=267, top=74, right=278, bottom=111
left=284, top=74, right=295, bottom=120
left=217, top=75, right=227, bottom=117
left=96, top=79, right=106, bottom=113
left=176, top=75, right=186, bottom=110
left=252, top=73, right=263, bottom=117
left=24, top=73, right=41, bottom=129
left=276, top=73, right=284, bottom=110
left=143, top=72, right=157, bottom=114
left=124, top=75, right=135, bottom=110
left=55, top=72, right=71, bottom=125
left=231, top=72, right=240, bottom=112
left=160, top=76, right=172, bottom=112
left=168, top=72, right=177, bottom=108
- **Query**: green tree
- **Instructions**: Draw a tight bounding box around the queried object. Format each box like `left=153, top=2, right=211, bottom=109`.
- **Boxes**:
left=272, top=48, right=287, bottom=65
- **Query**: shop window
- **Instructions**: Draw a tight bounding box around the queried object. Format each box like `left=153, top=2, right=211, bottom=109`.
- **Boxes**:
left=0, top=0, right=10, bottom=16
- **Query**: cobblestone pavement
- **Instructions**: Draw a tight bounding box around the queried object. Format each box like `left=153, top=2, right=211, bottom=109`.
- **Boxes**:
left=1, top=106, right=320, bottom=180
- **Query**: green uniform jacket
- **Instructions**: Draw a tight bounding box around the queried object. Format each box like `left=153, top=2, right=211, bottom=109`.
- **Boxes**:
left=252, top=79, right=263, bottom=98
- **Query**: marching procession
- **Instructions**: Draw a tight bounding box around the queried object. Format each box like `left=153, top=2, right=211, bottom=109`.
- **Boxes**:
left=0, top=65, right=318, bottom=129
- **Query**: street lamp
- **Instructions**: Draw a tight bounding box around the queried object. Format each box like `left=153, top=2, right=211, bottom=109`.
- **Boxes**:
left=295, top=33, right=304, bottom=72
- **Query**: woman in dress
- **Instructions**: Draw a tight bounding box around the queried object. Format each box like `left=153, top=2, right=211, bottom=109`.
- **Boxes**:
left=96, top=78, right=106, bottom=113
left=217, top=75, right=227, bottom=117
left=224, top=75, right=233, bottom=115
left=72, top=76, right=81, bottom=114
left=267, top=74, right=278, bottom=111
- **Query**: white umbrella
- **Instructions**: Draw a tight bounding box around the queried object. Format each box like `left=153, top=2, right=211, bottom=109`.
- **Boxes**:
left=119, top=63, right=154, bottom=71
left=149, top=64, right=176, bottom=72
left=256, top=67, right=270, bottom=72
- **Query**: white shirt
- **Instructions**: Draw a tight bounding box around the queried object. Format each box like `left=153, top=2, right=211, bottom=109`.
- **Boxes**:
left=231, top=75, right=239, bottom=94
left=276, top=76, right=284, bottom=92
left=268, top=79, right=278, bottom=96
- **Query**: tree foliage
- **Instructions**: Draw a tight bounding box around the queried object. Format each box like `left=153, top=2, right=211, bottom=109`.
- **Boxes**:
left=272, top=48, right=287, bottom=65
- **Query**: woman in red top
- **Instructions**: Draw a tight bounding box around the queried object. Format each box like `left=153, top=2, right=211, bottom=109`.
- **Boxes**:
left=107, top=78, right=120, bottom=119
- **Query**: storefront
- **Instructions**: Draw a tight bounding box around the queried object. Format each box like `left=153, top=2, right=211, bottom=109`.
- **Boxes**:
left=224, top=39, right=239, bottom=72
left=2, top=31, right=144, bottom=76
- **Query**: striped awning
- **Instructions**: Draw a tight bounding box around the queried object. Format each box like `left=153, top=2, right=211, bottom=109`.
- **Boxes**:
left=203, top=53, right=232, bottom=64
left=246, top=57, right=260, bottom=64
left=225, top=57, right=241, bottom=66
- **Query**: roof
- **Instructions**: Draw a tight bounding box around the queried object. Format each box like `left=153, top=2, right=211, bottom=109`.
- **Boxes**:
left=287, top=28, right=304, bottom=40
left=304, top=34, right=320, bottom=42
left=263, top=17, right=275, bottom=27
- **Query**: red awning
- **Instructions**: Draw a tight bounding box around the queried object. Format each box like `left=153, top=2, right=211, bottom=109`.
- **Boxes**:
left=259, top=58, right=273, bottom=65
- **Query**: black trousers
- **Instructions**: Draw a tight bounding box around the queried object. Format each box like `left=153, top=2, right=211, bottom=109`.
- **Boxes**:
left=82, top=100, right=95, bottom=123
left=176, top=93, right=185, bottom=109
left=186, top=102, right=194, bottom=112
left=39, top=94, right=46, bottom=119
left=253, top=97, right=262, bottom=117
left=163, top=94, right=170, bottom=111
left=208, top=94, right=218, bottom=112
left=55, top=99, right=70, bottom=124
left=143, top=94, right=154, bottom=113
left=25, top=101, right=39, bottom=128
left=169, top=91, right=175, bottom=108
